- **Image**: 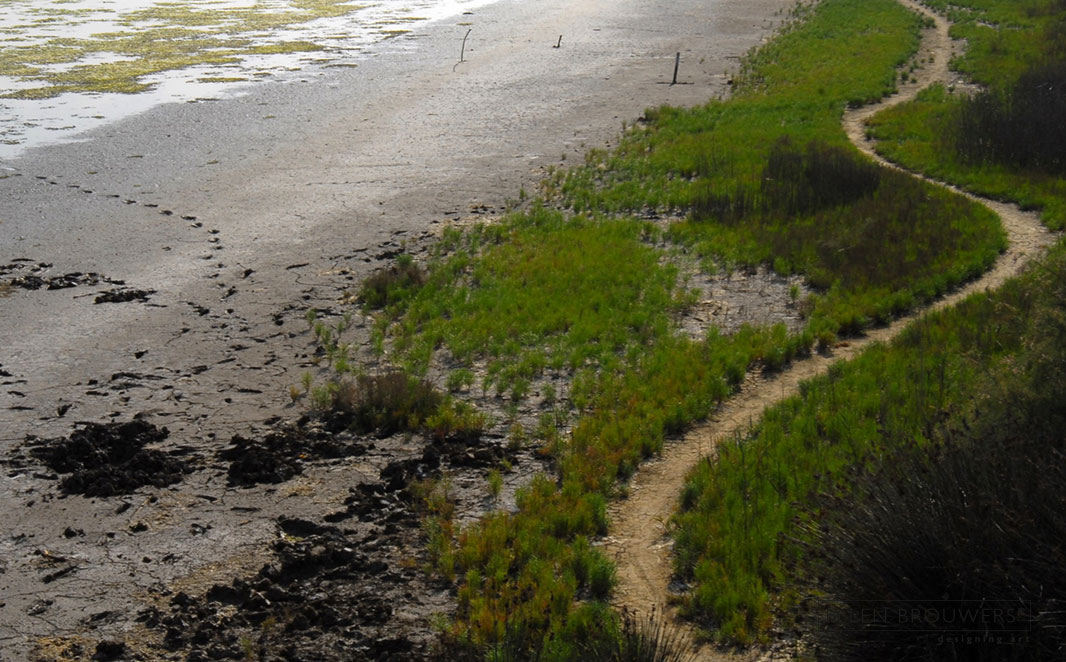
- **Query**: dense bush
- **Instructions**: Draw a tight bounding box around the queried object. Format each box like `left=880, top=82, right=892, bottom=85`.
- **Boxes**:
left=796, top=431, right=1066, bottom=662
left=954, top=58, right=1066, bottom=173
left=796, top=254, right=1066, bottom=660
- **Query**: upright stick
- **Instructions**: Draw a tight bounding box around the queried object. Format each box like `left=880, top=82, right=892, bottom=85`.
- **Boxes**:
left=461, top=28, right=472, bottom=63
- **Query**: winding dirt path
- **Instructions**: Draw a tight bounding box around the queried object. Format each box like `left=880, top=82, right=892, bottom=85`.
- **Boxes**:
left=604, top=1, right=1056, bottom=659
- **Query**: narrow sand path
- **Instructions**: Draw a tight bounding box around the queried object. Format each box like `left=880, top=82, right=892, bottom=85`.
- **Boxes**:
left=605, top=1, right=1056, bottom=659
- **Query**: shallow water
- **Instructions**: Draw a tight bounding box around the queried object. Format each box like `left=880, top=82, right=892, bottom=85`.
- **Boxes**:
left=0, top=0, right=496, bottom=159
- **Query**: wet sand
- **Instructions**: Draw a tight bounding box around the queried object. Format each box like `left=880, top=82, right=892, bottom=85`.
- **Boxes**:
left=0, top=0, right=794, bottom=657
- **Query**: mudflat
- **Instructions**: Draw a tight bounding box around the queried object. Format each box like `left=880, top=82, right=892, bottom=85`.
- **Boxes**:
left=0, top=0, right=793, bottom=658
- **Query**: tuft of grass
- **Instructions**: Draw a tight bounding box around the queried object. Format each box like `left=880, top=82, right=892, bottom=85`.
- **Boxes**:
left=359, top=253, right=426, bottom=310
left=311, top=370, right=485, bottom=442
left=796, top=434, right=1066, bottom=662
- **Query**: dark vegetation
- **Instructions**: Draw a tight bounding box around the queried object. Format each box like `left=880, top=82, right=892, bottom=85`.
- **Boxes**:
left=798, top=429, right=1066, bottom=661
left=953, top=58, right=1066, bottom=174
left=359, top=253, right=426, bottom=310
left=794, top=244, right=1066, bottom=661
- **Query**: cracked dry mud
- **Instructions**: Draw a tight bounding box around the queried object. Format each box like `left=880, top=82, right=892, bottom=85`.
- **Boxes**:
left=605, top=2, right=1057, bottom=661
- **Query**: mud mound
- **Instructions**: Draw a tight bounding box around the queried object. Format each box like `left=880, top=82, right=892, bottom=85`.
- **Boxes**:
left=219, top=427, right=370, bottom=487
left=23, top=419, right=191, bottom=497
left=147, top=515, right=432, bottom=661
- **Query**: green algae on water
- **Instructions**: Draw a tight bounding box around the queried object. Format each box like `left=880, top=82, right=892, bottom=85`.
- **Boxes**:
left=0, top=0, right=368, bottom=99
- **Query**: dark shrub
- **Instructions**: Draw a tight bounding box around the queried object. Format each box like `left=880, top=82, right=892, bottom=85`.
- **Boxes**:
left=796, top=429, right=1066, bottom=661
left=954, top=58, right=1066, bottom=174
left=762, top=138, right=881, bottom=215
left=327, top=371, right=442, bottom=435
left=359, top=253, right=425, bottom=309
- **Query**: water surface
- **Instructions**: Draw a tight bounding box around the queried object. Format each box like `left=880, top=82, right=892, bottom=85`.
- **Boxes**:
left=0, top=0, right=495, bottom=158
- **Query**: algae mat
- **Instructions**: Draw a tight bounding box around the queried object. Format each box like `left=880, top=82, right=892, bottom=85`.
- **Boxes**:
left=0, top=0, right=494, bottom=156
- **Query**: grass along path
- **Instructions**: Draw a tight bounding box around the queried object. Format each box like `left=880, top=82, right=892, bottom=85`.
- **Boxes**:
left=604, top=0, right=1055, bottom=656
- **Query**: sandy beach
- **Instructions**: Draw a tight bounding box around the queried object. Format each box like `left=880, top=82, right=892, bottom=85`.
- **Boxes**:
left=0, top=0, right=794, bottom=657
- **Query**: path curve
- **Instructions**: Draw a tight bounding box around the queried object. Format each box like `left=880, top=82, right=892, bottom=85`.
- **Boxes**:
left=604, top=2, right=1055, bottom=659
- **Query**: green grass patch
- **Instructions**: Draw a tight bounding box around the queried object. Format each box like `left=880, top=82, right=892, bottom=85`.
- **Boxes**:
left=549, top=0, right=1000, bottom=341
left=376, top=208, right=691, bottom=397
left=865, top=0, right=1066, bottom=228
left=672, top=240, right=1057, bottom=643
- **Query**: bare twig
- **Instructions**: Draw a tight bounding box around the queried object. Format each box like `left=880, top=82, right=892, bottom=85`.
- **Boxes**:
left=453, top=28, right=473, bottom=71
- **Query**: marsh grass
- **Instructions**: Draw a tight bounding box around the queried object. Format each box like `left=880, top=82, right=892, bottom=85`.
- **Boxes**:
left=792, top=246, right=1066, bottom=661
left=866, top=1, right=1066, bottom=228
left=313, top=370, right=485, bottom=441
left=481, top=604, right=695, bottom=662
left=553, top=0, right=1000, bottom=342
left=359, top=253, right=426, bottom=310
left=355, top=0, right=1013, bottom=655
left=671, top=246, right=1055, bottom=643
left=380, top=207, right=689, bottom=396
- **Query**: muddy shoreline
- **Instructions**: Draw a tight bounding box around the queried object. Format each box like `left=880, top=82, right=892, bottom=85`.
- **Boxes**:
left=0, top=0, right=794, bottom=658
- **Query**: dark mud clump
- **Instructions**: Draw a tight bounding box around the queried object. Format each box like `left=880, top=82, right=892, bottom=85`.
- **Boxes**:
left=1, top=260, right=125, bottom=291
left=147, top=511, right=436, bottom=661
left=19, top=419, right=192, bottom=497
left=219, top=425, right=370, bottom=487
left=94, top=288, right=155, bottom=304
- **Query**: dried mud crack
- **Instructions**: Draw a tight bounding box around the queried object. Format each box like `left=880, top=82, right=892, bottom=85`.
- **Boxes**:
left=604, top=2, right=1057, bottom=660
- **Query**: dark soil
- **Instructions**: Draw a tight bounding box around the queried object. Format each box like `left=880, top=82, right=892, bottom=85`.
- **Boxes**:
left=143, top=465, right=453, bottom=661
left=13, top=419, right=193, bottom=497
left=1, top=261, right=124, bottom=291
left=93, top=288, right=156, bottom=304
left=219, top=423, right=371, bottom=487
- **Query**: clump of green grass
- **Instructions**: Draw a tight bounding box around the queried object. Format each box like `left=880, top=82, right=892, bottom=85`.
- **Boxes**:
left=476, top=598, right=695, bottom=662
left=376, top=207, right=690, bottom=395
left=312, top=370, right=485, bottom=441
